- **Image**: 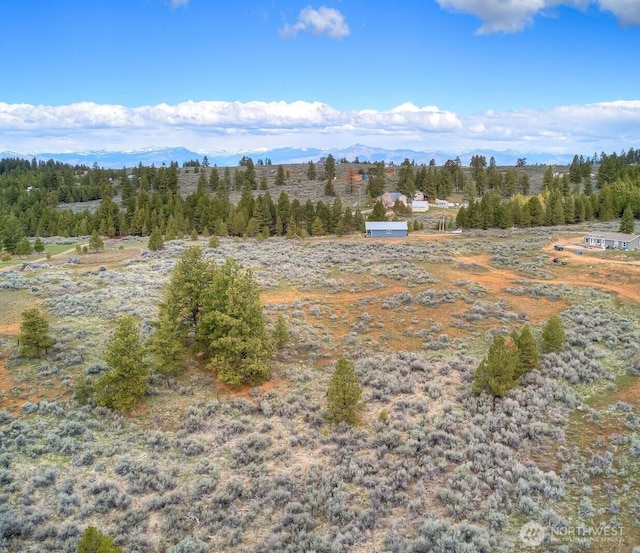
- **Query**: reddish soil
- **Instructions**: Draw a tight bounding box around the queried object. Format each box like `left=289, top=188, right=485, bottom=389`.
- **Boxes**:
left=0, top=324, right=20, bottom=335
left=617, top=378, right=640, bottom=407
left=0, top=356, right=72, bottom=412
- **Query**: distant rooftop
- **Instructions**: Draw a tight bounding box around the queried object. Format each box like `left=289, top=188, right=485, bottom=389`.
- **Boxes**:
left=365, top=221, right=408, bottom=230
left=585, top=231, right=639, bottom=240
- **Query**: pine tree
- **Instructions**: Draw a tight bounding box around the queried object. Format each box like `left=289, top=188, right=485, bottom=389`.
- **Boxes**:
left=342, top=207, right=354, bottom=233
left=311, top=216, right=326, bottom=236
left=78, top=526, right=122, bottom=553
left=366, top=162, right=386, bottom=199
left=147, top=226, right=164, bottom=251
left=619, top=204, right=635, bottom=234
left=208, top=168, right=220, bottom=191
left=512, top=324, right=540, bottom=379
left=324, top=154, right=336, bottom=181
left=306, top=161, right=316, bottom=180
left=327, top=357, right=362, bottom=426
left=245, top=217, right=259, bottom=237
left=324, top=179, right=336, bottom=196
left=19, top=308, right=53, bottom=356
left=473, top=335, right=518, bottom=397
left=159, top=246, right=213, bottom=334
left=199, top=258, right=273, bottom=388
left=368, top=201, right=388, bottom=222
left=95, top=316, right=148, bottom=411
left=89, top=230, right=104, bottom=252
left=0, top=213, right=22, bottom=254
left=15, top=236, right=33, bottom=258
left=152, top=246, right=215, bottom=376
left=150, top=309, right=186, bottom=376
left=273, top=315, right=289, bottom=348
left=33, top=236, right=45, bottom=254
left=542, top=314, right=565, bottom=354
left=397, top=159, right=416, bottom=197
left=165, top=216, right=179, bottom=240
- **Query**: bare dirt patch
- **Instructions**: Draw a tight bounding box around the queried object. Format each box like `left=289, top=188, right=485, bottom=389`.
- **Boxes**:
left=0, top=323, right=20, bottom=335
left=615, top=377, right=640, bottom=407
left=68, top=244, right=143, bottom=271
left=261, top=240, right=640, bottom=355
left=0, top=357, right=71, bottom=412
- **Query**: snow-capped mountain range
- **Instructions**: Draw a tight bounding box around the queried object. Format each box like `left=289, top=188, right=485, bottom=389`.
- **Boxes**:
left=0, top=145, right=575, bottom=169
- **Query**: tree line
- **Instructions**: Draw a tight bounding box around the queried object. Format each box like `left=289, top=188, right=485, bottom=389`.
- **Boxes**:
left=1, top=147, right=639, bottom=253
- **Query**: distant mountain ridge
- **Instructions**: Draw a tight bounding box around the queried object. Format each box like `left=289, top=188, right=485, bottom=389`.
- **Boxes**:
left=0, top=145, right=575, bottom=169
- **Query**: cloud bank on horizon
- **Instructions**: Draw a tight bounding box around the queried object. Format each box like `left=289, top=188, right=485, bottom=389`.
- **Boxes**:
left=2, top=99, right=639, bottom=156
left=435, top=0, right=640, bottom=34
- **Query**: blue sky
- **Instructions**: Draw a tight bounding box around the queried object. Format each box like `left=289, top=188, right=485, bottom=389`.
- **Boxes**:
left=1, top=0, right=639, bottom=157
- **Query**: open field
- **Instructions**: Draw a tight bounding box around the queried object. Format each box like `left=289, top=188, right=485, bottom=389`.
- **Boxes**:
left=0, top=243, right=82, bottom=270
left=1, top=222, right=639, bottom=553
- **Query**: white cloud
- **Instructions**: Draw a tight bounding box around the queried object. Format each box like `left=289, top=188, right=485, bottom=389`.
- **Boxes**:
left=462, top=100, right=640, bottom=152
left=280, top=6, right=350, bottom=39
left=0, top=99, right=639, bottom=156
left=0, top=100, right=458, bottom=133
left=168, top=0, right=189, bottom=9
left=435, top=0, right=638, bottom=33
left=598, top=0, right=640, bottom=25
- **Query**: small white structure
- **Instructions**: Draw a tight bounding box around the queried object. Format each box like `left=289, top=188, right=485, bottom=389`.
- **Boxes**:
left=411, top=200, right=429, bottom=213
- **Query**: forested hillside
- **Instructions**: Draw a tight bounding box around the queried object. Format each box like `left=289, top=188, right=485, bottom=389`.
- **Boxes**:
left=1, top=148, right=639, bottom=255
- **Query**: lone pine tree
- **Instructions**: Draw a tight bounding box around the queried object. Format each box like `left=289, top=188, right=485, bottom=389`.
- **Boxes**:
left=19, top=308, right=53, bottom=356
left=327, top=357, right=363, bottom=426
left=273, top=315, right=290, bottom=349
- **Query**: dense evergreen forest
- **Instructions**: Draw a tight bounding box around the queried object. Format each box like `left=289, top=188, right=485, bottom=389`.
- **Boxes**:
left=0, top=147, right=639, bottom=253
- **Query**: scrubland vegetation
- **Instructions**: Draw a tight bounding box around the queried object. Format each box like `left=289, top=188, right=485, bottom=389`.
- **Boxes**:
left=0, top=221, right=639, bottom=553
left=0, top=151, right=640, bottom=552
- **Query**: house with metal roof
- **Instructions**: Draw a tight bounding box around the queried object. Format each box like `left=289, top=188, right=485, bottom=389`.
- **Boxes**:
left=365, top=221, right=408, bottom=238
left=583, top=232, right=640, bottom=250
